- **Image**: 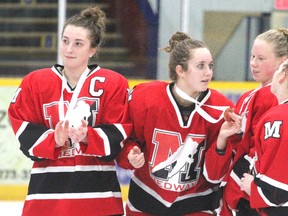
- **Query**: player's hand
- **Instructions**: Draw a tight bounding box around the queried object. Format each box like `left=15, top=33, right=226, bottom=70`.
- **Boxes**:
left=240, top=173, right=254, bottom=196
left=68, top=119, right=88, bottom=144
left=217, top=113, right=241, bottom=150
left=55, top=120, right=69, bottom=148
left=128, top=146, right=145, bottom=169
left=221, top=112, right=241, bottom=136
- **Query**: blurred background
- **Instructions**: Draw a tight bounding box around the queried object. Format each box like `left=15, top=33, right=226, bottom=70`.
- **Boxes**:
left=1, top=0, right=288, bottom=80
left=0, top=0, right=288, bottom=214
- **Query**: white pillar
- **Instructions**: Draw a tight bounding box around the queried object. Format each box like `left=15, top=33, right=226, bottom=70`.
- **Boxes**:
left=57, top=0, right=67, bottom=64
left=181, top=0, right=190, bottom=32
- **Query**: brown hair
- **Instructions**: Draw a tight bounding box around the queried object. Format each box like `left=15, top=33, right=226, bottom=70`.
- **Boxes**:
left=163, top=31, right=209, bottom=81
left=62, top=6, right=106, bottom=48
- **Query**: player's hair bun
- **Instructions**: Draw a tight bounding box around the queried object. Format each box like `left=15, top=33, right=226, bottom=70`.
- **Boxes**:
left=163, top=32, right=192, bottom=53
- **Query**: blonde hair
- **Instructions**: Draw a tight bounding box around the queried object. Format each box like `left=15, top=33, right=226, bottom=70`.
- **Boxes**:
left=257, top=28, right=288, bottom=58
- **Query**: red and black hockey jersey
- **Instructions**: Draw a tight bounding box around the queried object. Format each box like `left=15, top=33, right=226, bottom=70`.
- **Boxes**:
left=8, top=64, right=132, bottom=216
left=222, top=85, right=278, bottom=214
left=118, top=81, right=235, bottom=215
left=250, top=103, right=288, bottom=215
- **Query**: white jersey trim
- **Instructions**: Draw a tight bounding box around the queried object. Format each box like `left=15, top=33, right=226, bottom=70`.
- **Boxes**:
left=132, top=175, right=215, bottom=207
left=93, top=127, right=110, bottom=155
left=26, top=191, right=121, bottom=201
left=31, top=165, right=116, bottom=174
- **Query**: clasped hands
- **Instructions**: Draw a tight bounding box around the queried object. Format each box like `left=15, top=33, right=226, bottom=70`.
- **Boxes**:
left=54, top=119, right=88, bottom=149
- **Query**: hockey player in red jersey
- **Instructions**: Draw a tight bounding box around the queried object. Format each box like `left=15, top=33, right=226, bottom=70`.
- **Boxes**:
left=117, top=32, right=241, bottom=216
left=221, top=28, right=288, bottom=216
left=240, top=59, right=288, bottom=216
left=8, top=6, right=131, bottom=216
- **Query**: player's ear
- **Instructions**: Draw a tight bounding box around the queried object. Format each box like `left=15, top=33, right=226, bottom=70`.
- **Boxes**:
left=175, top=65, right=185, bottom=78
left=89, top=47, right=96, bottom=58
left=279, top=58, right=288, bottom=83
left=278, top=69, right=287, bottom=84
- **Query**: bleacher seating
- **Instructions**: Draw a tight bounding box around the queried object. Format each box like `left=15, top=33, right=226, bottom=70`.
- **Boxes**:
left=0, top=0, right=136, bottom=77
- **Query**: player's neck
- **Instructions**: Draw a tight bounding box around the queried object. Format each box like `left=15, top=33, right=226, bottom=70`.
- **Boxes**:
left=62, top=68, right=85, bottom=87
left=172, top=83, right=200, bottom=107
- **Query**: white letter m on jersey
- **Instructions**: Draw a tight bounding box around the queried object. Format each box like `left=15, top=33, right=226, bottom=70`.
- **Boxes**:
left=264, top=121, right=282, bottom=140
